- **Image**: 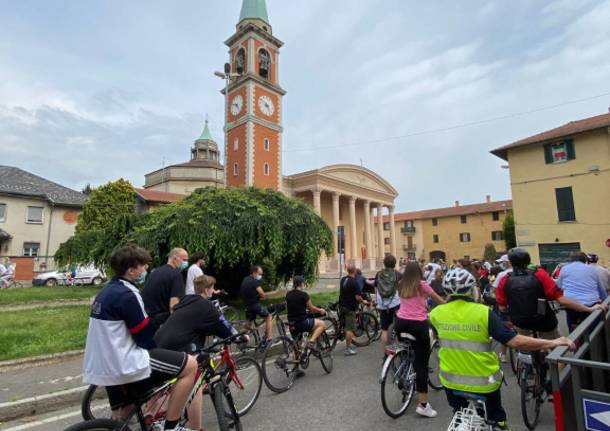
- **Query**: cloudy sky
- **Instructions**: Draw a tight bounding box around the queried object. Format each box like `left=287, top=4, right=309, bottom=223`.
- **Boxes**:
left=2, top=0, right=609, bottom=211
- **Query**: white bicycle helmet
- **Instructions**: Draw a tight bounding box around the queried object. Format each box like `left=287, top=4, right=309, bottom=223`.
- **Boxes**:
left=442, top=268, right=477, bottom=296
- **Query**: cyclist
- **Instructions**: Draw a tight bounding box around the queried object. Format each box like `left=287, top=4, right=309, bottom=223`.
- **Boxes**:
left=430, top=268, right=576, bottom=430
left=155, top=274, right=241, bottom=431
left=393, top=261, right=444, bottom=418
left=374, top=255, right=401, bottom=358
left=339, top=263, right=369, bottom=356
left=185, top=252, right=206, bottom=295
left=0, top=259, right=8, bottom=288
left=240, top=265, right=273, bottom=347
left=83, top=245, right=197, bottom=431
left=286, top=276, right=327, bottom=349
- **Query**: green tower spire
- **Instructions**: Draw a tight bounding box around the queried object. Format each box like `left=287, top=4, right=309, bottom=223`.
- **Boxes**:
left=239, top=0, right=269, bottom=24
left=198, top=118, right=214, bottom=142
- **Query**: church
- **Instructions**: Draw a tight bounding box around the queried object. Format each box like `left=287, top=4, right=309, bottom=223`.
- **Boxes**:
left=142, top=0, right=399, bottom=273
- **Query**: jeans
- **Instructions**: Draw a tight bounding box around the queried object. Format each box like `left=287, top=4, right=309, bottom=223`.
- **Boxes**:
left=445, top=388, right=507, bottom=423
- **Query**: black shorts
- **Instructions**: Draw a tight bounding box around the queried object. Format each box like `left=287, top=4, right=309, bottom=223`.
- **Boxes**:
left=245, top=303, right=270, bottom=320
left=378, top=306, right=398, bottom=330
left=288, top=318, right=315, bottom=336
left=105, top=348, right=188, bottom=410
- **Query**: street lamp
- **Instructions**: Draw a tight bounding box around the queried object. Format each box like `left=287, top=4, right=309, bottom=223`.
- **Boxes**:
left=214, top=63, right=241, bottom=186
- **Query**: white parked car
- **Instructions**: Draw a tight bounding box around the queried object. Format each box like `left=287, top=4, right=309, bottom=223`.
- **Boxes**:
left=32, top=266, right=107, bottom=287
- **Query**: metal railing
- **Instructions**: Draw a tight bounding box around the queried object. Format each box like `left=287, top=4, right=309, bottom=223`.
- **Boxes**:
left=547, top=296, right=610, bottom=431
left=400, top=226, right=416, bottom=233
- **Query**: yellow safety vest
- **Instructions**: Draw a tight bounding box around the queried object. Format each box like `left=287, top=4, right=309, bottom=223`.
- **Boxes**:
left=430, top=299, right=503, bottom=394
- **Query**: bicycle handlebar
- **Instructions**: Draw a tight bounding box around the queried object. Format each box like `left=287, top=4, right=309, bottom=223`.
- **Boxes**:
left=196, top=332, right=247, bottom=364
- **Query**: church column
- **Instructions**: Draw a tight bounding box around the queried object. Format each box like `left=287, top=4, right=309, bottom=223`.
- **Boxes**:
left=377, top=203, right=385, bottom=261
left=312, top=188, right=321, bottom=216
left=389, top=205, right=397, bottom=258
left=363, top=200, right=373, bottom=270
left=349, top=196, right=358, bottom=263
left=332, top=192, right=341, bottom=261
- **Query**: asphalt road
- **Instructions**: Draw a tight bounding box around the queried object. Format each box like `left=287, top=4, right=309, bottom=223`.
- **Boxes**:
left=1, top=340, right=557, bottom=431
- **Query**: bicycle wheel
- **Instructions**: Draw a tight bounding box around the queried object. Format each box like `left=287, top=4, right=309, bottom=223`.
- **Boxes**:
left=233, top=322, right=260, bottom=351
left=223, top=306, right=240, bottom=324
left=317, top=331, right=333, bottom=374
left=261, top=336, right=298, bottom=393
left=352, top=312, right=379, bottom=347
left=212, top=381, right=243, bottom=431
left=81, top=385, right=113, bottom=420
left=63, top=419, right=130, bottom=431
left=427, top=339, right=443, bottom=391
left=321, top=317, right=339, bottom=350
left=227, top=356, right=262, bottom=416
left=520, top=365, right=542, bottom=430
left=380, top=351, right=416, bottom=418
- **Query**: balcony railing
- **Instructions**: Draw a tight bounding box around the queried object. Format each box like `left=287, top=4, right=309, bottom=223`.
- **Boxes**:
left=400, top=226, right=416, bottom=233
left=402, top=244, right=416, bottom=251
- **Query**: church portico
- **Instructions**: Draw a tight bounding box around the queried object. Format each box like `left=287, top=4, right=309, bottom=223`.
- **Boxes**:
left=284, top=164, right=398, bottom=273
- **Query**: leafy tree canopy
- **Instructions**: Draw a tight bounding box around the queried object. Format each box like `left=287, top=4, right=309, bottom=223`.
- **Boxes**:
left=483, top=243, right=497, bottom=262
left=503, top=210, right=517, bottom=250
left=75, top=179, right=136, bottom=234
left=57, top=187, right=333, bottom=293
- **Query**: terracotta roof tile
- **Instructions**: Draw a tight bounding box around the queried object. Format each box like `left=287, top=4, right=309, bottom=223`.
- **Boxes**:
left=491, top=112, right=610, bottom=160
left=135, top=188, right=185, bottom=204
left=379, top=200, right=512, bottom=223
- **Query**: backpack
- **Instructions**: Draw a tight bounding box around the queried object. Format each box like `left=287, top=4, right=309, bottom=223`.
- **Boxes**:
left=504, top=270, right=557, bottom=332
left=377, top=269, right=398, bottom=299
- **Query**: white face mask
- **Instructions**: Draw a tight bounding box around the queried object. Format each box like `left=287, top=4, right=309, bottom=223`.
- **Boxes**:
left=256, top=274, right=263, bottom=281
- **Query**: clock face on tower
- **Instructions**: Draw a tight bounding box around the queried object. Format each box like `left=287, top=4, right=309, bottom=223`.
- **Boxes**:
left=230, top=95, right=243, bottom=116
left=258, top=95, right=275, bottom=117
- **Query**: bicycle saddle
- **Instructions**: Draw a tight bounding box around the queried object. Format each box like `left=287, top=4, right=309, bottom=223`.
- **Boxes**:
left=398, top=332, right=416, bottom=341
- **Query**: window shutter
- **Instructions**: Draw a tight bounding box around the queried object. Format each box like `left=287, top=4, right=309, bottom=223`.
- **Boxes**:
left=555, top=187, right=575, bottom=222
left=544, top=144, right=553, bottom=164
left=566, top=139, right=575, bottom=160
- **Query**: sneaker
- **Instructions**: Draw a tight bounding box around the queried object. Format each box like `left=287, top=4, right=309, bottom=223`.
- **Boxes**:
left=415, top=403, right=437, bottom=418
left=499, top=353, right=508, bottom=363
left=344, top=347, right=357, bottom=356
left=494, top=421, right=512, bottom=431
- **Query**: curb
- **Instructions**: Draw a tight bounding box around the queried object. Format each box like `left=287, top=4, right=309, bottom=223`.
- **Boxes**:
left=0, top=385, right=88, bottom=423
left=0, top=350, right=84, bottom=373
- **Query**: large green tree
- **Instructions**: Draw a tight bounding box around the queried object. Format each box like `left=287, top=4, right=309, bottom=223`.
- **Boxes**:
left=75, top=179, right=136, bottom=234
left=503, top=210, right=517, bottom=250
left=483, top=243, right=497, bottom=262
left=56, top=187, right=333, bottom=293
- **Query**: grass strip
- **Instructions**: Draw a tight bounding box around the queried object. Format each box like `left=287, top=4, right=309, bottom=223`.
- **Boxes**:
left=0, top=287, right=100, bottom=306
left=0, top=305, right=90, bottom=361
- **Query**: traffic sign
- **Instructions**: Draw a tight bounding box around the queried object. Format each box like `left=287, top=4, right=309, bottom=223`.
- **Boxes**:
left=584, top=399, right=610, bottom=431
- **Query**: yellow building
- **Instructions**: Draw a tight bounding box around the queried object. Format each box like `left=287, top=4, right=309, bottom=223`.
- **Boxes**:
left=491, top=111, right=610, bottom=270
left=379, top=197, right=512, bottom=263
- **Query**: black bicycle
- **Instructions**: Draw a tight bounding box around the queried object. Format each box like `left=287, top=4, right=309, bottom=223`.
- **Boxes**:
left=233, top=303, right=287, bottom=352
left=518, top=345, right=548, bottom=429
left=322, top=301, right=379, bottom=349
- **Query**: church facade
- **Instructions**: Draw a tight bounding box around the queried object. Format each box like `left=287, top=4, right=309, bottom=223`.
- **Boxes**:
left=143, top=0, right=399, bottom=272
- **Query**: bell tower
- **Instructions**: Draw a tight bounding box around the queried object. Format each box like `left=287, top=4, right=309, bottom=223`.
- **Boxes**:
left=223, top=0, right=286, bottom=190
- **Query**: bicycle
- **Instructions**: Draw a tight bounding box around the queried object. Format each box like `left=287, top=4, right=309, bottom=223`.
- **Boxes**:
left=261, top=325, right=333, bottom=393
left=379, top=330, right=442, bottom=418
left=517, top=339, right=548, bottom=430
left=446, top=391, right=496, bottom=431
left=233, top=303, right=287, bottom=352
left=1, top=276, right=23, bottom=289
left=78, top=333, right=260, bottom=429
left=322, top=301, right=379, bottom=349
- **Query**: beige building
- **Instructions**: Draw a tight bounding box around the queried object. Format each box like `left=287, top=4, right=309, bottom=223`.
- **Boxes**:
left=378, top=198, right=512, bottom=264
left=144, top=120, right=224, bottom=194
left=492, top=111, right=610, bottom=270
left=0, top=166, right=86, bottom=275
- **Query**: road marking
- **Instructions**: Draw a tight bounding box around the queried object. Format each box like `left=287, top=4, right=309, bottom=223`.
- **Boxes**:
left=2, top=406, right=105, bottom=431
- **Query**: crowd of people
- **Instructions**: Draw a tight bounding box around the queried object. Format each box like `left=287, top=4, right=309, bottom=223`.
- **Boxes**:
left=80, top=244, right=609, bottom=431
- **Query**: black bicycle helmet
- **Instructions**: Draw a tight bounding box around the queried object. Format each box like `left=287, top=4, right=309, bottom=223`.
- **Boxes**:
left=586, top=253, right=599, bottom=264
left=508, top=247, right=531, bottom=268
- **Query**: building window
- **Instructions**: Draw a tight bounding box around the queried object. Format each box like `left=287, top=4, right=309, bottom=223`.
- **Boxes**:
left=555, top=187, right=576, bottom=222
left=235, top=48, right=246, bottom=74
left=384, top=238, right=390, bottom=245
left=405, top=220, right=414, bottom=228
left=23, top=242, right=40, bottom=257
left=233, top=138, right=239, bottom=151
left=544, top=140, right=575, bottom=164
left=233, top=163, right=238, bottom=176
left=432, top=218, right=438, bottom=226
left=0, top=203, right=6, bottom=222
left=259, top=49, right=270, bottom=79
left=491, top=231, right=504, bottom=241
left=433, top=234, right=439, bottom=243
left=264, top=163, right=270, bottom=176
left=383, top=222, right=390, bottom=231
left=264, top=138, right=270, bottom=151
left=26, top=206, right=43, bottom=224
left=460, top=215, right=467, bottom=224
left=492, top=211, right=500, bottom=221
left=459, top=232, right=471, bottom=242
